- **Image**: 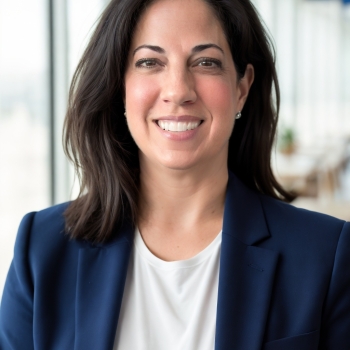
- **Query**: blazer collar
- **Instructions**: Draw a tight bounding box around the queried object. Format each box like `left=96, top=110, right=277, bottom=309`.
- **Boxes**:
left=215, top=172, right=278, bottom=350
left=223, top=171, right=271, bottom=245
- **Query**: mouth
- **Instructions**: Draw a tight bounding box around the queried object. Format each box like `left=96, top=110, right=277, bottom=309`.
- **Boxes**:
left=156, top=120, right=203, bottom=132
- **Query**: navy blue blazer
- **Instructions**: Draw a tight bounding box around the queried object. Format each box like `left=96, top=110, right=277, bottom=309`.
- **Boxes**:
left=1, top=174, right=350, bottom=350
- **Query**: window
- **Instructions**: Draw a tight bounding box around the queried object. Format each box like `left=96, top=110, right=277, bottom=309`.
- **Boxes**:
left=0, top=0, right=107, bottom=300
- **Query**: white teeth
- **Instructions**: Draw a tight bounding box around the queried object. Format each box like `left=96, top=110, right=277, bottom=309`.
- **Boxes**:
left=157, top=120, right=201, bottom=132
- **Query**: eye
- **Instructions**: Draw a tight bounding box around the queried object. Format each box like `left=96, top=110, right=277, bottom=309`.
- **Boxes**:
left=196, top=58, right=222, bottom=68
left=135, top=58, right=159, bottom=68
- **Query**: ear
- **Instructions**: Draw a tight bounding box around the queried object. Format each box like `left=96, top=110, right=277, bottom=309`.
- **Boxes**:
left=237, top=64, right=254, bottom=111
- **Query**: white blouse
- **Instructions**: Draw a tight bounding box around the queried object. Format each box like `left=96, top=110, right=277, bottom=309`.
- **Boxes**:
left=114, top=228, right=222, bottom=350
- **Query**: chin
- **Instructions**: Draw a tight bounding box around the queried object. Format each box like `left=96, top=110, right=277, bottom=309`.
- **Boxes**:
left=159, top=160, right=198, bottom=171
left=149, top=152, right=198, bottom=171
left=162, top=158, right=223, bottom=174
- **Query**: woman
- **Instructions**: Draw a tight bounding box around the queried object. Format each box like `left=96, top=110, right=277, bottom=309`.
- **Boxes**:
left=1, top=0, right=349, bottom=349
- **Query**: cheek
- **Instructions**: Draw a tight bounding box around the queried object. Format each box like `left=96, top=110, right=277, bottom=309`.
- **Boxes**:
left=197, top=79, right=236, bottom=117
left=125, top=75, right=159, bottom=113
left=197, top=79, right=237, bottom=143
left=124, top=74, right=159, bottom=148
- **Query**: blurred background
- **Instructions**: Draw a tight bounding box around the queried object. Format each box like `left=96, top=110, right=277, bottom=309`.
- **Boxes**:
left=0, top=0, right=349, bottom=299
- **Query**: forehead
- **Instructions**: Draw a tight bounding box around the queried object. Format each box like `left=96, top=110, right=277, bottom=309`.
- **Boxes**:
left=131, top=0, right=227, bottom=51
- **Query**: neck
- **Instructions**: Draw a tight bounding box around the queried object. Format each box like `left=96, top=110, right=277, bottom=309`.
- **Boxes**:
left=138, top=160, right=228, bottom=232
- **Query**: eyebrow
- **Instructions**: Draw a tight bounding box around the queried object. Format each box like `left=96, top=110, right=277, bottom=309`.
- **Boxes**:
left=192, top=44, right=224, bottom=54
left=132, top=43, right=224, bottom=56
left=133, top=45, right=165, bottom=56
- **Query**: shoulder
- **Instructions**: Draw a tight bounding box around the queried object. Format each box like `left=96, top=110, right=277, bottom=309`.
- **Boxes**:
left=14, top=202, right=85, bottom=274
left=17, top=202, right=71, bottom=248
left=20, top=202, right=69, bottom=234
left=259, top=193, right=346, bottom=234
left=257, top=193, right=348, bottom=258
left=228, top=172, right=347, bottom=245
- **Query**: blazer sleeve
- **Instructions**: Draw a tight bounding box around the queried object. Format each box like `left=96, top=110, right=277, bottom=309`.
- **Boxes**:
left=0, top=212, right=36, bottom=350
left=320, top=221, right=350, bottom=349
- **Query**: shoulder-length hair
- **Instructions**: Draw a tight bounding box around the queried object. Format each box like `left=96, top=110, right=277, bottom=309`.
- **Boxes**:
left=64, top=0, right=294, bottom=243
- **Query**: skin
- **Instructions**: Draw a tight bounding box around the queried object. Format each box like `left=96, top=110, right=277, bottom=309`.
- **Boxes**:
left=124, top=0, right=254, bottom=261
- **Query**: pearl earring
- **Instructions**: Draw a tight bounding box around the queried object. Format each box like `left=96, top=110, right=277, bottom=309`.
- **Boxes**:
left=235, top=111, right=242, bottom=119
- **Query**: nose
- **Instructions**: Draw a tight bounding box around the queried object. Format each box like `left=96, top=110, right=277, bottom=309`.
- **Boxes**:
left=160, top=66, right=197, bottom=106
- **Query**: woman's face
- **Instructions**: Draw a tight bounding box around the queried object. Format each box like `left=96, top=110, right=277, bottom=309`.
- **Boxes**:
left=124, top=0, right=253, bottom=173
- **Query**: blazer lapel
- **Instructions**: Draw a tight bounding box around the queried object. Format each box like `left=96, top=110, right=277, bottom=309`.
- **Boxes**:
left=215, top=174, right=279, bottom=350
left=74, top=223, right=133, bottom=350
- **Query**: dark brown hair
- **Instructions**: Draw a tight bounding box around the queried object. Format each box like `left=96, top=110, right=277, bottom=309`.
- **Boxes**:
left=64, top=0, right=293, bottom=243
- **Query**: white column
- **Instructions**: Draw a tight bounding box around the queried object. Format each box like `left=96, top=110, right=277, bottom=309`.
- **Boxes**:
left=51, top=0, right=71, bottom=204
left=273, top=0, right=297, bottom=128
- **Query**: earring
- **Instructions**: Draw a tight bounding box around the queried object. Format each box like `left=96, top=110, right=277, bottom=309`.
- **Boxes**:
left=235, top=111, right=242, bottom=119
left=124, top=110, right=127, bottom=118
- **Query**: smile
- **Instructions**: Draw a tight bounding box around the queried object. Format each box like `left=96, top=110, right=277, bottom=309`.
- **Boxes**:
left=157, top=120, right=202, bottom=132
